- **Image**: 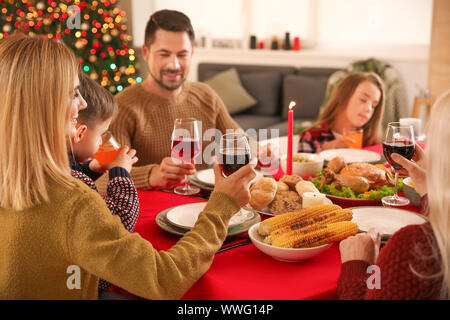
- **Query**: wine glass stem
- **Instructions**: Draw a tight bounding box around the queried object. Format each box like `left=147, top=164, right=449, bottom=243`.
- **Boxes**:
left=184, top=174, right=189, bottom=191
left=393, top=170, right=399, bottom=199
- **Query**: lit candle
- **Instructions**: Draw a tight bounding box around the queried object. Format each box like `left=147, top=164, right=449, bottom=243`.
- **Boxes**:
left=287, top=101, right=296, bottom=175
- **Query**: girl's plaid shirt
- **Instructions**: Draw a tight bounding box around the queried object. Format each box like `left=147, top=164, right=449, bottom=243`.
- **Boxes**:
left=298, top=123, right=336, bottom=153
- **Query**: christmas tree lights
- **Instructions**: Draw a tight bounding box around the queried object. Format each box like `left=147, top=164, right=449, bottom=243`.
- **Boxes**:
left=0, top=0, right=141, bottom=94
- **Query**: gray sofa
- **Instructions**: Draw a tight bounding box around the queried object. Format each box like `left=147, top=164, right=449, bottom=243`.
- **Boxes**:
left=198, top=63, right=339, bottom=136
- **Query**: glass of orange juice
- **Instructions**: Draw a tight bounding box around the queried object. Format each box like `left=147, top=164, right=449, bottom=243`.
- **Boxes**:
left=93, top=131, right=122, bottom=166
left=343, top=128, right=363, bottom=149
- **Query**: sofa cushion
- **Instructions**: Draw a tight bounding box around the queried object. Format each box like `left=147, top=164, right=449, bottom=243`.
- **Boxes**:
left=203, top=68, right=257, bottom=115
left=282, top=74, right=329, bottom=120
left=198, top=63, right=296, bottom=82
left=240, top=72, right=283, bottom=116
left=232, top=114, right=283, bottom=131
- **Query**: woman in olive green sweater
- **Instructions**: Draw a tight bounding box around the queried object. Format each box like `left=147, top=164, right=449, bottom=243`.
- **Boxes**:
left=0, top=36, right=255, bottom=300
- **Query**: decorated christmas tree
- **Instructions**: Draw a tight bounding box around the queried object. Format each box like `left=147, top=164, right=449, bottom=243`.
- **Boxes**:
left=0, top=0, right=141, bottom=94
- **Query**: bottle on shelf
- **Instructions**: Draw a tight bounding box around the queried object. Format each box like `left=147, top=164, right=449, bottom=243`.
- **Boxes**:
left=293, top=37, right=301, bottom=51
left=249, top=35, right=257, bottom=49
left=271, top=36, right=279, bottom=50
left=284, top=32, right=291, bottom=50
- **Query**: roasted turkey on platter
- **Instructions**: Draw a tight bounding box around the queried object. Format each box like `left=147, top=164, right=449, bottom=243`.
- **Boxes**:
left=320, top=156, right=393, bottom=195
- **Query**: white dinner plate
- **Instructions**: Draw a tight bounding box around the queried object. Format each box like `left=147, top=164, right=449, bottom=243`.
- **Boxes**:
left=319, top=149, right=382, bottom=164
left=350, top=206, right=427, bottom=238
left=196, top=168, right=264, bottom=186
left=166, top=202, right=256, bottom=229
left=156, top=208, right=261, bottom=237
left=188, top=176, right=214, bottom=192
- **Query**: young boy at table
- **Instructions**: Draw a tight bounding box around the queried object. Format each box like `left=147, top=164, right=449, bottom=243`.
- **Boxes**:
left=298, top=72, right=385, bottom=153
left=70, top=73, right=139, bottom=294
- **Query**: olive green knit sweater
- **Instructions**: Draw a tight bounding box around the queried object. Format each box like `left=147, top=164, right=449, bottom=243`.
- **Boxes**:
left=0, top=176, right=240, bottom=299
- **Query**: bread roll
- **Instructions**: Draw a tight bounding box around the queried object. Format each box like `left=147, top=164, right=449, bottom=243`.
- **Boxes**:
left=295, top=180, right=319, bottom=197
left=268, top=190, right=303, bottom=215
left=276, top=181, right=289, bottom=192
left=280, top=175, right=303, bottom=189
left=249, top=178, right=277, bottom=210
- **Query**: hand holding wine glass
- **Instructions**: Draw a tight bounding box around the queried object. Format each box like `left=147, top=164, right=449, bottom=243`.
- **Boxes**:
left=170, top=118, right=201, bottom=195
left=391, top=150, right=427, bottom=197
left=395, top=143, right=426, bottom=176
left=212, top=161, right=257, bottom=207
left=149, top=157, right=196, bottom=189
left=219, top=133, right=253, bottom=177
left=382, top=122, right=415, bottom=206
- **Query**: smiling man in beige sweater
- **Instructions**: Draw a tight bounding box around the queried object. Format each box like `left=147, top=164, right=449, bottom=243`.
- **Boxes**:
left=97, top=10, right=241, bottom=192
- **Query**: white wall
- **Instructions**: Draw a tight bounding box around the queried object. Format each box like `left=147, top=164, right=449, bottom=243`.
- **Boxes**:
left=317, top=0, right=433, bottom=47
left=249, top=0, right=313, bottom=45
left=131, top=0, right=245, bottom=47
left=130, top=0, right=153, bottom=48
left=130, top=0, right=433, bottom=48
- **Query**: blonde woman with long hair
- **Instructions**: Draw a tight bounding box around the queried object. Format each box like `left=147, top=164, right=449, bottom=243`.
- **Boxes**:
left=0, top=35, right=256, bottom=299
left=337, top=90, right=450, bottom=300
left=298, top=72, right=385, bottom=153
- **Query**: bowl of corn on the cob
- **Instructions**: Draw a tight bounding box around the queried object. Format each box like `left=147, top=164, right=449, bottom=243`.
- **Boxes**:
left=248, top=223, right=332, bottom=262
left=248, top=204, right=359, bottom=262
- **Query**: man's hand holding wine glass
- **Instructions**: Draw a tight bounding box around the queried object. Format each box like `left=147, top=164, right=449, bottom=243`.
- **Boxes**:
left=149, top=157, right=196, bottom=189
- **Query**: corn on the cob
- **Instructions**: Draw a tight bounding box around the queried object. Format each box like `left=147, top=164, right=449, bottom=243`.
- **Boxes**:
left=270, top=209, right=353, bottom=238
left=265, top=224, right=324, bottom=246
left=258, top=204, right=341, bottom=236
left=263, top=223, right=324, bottom=245
left=271, top=221, right=358, bottom=248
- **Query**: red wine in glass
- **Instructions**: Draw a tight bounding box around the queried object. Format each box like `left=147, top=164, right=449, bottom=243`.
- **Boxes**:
left=171, top=138, right=201, bottom=163
left=383, top=140, right=415, bottom=170
left=219, top=147, right=252, bottom=176
left=171, top=118, right=201, bottom=196
left=381, top=122, right=415, bottom=207
left=219, top=133, right=252, bottom=177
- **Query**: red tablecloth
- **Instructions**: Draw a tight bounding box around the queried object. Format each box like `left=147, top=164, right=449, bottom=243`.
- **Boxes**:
left=122, top=189, right=342, bottom=300
left=111, top=144, right=423, bottom=299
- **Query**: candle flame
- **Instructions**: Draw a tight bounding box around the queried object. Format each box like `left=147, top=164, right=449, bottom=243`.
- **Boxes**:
left=289, top=101, right=296, bottom=110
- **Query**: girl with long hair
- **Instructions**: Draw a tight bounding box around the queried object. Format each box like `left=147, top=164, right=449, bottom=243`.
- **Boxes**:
left=298, top=72, right=385, bottom=153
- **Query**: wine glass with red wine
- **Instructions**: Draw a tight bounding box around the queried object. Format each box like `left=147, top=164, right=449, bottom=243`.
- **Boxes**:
left=171, top=118, right=201, bottom=195
left=382, top=122, right=415, bottom=206
left=219, top=133, right=252, bottom=176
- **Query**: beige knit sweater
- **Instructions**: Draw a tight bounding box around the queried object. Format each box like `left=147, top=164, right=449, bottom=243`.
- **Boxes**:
left=96, top=81, right=240, bottom=191
left=0, top=176, right=239, bottom=299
